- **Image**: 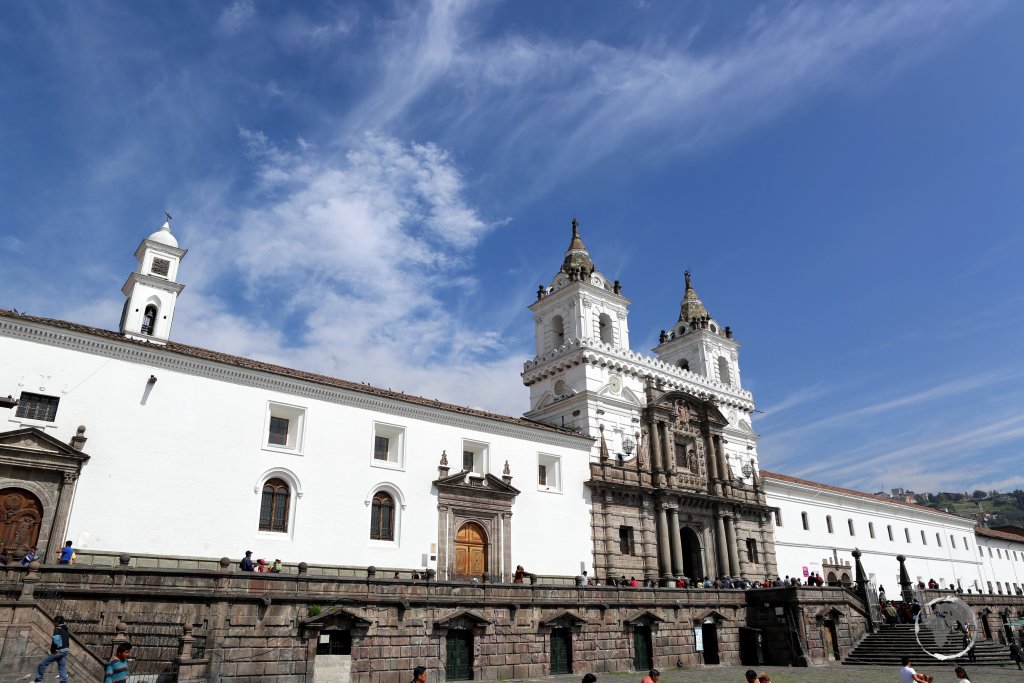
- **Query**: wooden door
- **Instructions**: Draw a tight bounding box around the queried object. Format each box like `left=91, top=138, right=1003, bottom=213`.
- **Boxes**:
left=454, top=522, right=487, bottom=578
left=0, top=488, right=43, bottom=554
left=823, top=622, right=839, bottom=661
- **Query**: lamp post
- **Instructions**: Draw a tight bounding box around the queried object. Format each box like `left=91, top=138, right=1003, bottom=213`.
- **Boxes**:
left=622, top=435, right=635, bottom=458
left=0, top=395, right=17, bottom=410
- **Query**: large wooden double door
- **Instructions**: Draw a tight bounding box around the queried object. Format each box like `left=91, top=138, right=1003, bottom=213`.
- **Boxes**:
left=0, top=488, right=43, bottom=554
left=454, top=522, right=487, bottom=578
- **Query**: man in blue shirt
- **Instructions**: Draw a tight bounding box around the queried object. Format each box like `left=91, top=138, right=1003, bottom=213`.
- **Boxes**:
left=240, top=550, right=255, bottom=571
left=34, top=615, right=70, bottom=682
left=103, top=642, right=132, bottom=683
left=57, top=541, right=74, bottom=564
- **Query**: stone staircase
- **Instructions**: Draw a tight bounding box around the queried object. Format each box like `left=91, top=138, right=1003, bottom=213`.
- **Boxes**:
left=844, top=623, right=1014, bottom=666
left=0, top=601, right=105, bottom=683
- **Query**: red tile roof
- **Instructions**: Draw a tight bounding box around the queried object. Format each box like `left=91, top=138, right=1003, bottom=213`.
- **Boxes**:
left=760, top=471, right=963, bottom=519
left=975, top=526, right=1024, bottom=543
left=0, top=309, right=587, bottom=440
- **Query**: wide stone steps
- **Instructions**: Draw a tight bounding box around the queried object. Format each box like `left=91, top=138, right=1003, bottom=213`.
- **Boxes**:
left=844, top=624, right=1015, bottom=666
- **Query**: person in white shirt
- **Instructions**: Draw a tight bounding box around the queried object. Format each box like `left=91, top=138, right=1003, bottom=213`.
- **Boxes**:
left=898, top=656, right=933, bottom=683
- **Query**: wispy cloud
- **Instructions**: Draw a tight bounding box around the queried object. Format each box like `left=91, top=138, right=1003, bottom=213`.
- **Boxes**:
left=217, top=0, right=255, bottom=37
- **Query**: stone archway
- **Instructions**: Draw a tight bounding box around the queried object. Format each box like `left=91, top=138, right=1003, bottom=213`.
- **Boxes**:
left=0, top=488, right=43, bottom=554
left=680, top=526, right=704, bottom=580
left=454, top=522, right=488, bottom=578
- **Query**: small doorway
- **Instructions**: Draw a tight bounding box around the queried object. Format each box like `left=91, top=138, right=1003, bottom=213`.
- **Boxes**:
left=446, top=631, right=474, bottom=680
left=701, top=623, right=720, bottom=665
left=0, top=488, right=43, bottom=555
left=633, top=626, right=653, bottom=670
left=550, top=628, right=573, bottom=674
left=823, top=621, right=840, bottom=661
left=454, top=522, right=487, bottom=579
left=680, top=527, right=703, bottom=580
left=980, top=613, right=992, bottom=640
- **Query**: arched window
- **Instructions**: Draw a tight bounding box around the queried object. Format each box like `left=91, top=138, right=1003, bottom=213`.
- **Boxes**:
left=259, top=478, right=290, bottom=532
left=869, top=522, right=875, bottom=538
left=141, top=305, right=158, bottom=336
left=598, top=313, right=613, bottom=344
left=550, top=315, right=565, bottom=349
left=370, top=491, right=395, bottom=541
left=717, top=357, right=731, bottom=385
left=677, top=359, right=689, bottom=371
left=848, top=519, right=855, bottom=536
left=887, top=525, right=894, bottom=541
left=801, top=512, right=809, bottom=530
left=826, top=515, right=834, bottom=534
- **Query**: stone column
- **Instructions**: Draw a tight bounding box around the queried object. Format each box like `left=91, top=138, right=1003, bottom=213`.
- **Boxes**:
left=668, top=508, right=684, bottom=577
left=662, top=423, right=675, bottom=472
left=656, top=505, right=672, bottom=577
left=705, top=432, right=720, bottom=495
left=714, top=513, right=729, bottom=577
left=724, top=516, right=741, bottom=577
left=649, top=420, right=663, bottom=476
left=714, top=435, right=729, bottom=490
left=46, top=472, right=79, bottom=561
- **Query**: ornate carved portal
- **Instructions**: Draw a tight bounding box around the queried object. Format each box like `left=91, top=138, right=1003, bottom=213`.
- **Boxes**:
left=434, top=471, right=518, bottom=581
left=0, top=488, right=42, bottom=553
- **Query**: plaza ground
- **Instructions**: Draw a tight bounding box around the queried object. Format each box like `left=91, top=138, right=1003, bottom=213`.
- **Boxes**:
left=508, top=665, right=1024, bottom=683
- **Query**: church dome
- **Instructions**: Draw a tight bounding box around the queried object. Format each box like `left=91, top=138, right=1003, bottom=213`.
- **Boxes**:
left=560, top=218, right=595, bottom=274
left=147, top=221, right=178, bottom=248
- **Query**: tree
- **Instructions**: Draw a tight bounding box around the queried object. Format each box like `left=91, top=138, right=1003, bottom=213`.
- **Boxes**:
left=973, top=490, right=987, bottom=500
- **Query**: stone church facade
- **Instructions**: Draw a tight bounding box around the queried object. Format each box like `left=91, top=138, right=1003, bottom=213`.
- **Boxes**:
left=2, top=216, right=1024, bottom=682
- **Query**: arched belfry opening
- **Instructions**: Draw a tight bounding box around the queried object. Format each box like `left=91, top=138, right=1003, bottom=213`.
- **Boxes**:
left=598, top=312, right=613, bottom=344
left=551, top=315, right=565, bottom=349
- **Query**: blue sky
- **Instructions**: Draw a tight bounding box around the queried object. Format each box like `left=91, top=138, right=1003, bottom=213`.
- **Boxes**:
left=2, top=1, right=1023, bottom=495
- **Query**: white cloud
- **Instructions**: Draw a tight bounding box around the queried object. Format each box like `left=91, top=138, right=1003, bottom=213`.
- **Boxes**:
left=217, top=0, right=255, bottom=37
left=166, top=131, right=526, bottom=413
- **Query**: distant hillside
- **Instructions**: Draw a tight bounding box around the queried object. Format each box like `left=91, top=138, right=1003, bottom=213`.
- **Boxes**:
left=912, top=489, right=1024, bottom=527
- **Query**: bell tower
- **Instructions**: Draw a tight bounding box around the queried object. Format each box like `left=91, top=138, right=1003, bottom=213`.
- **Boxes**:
left=119, top=216, right=187, bottom=344
left=653, top=271, right=742, bottom=389
left=523, top=219, right=639, bottom=455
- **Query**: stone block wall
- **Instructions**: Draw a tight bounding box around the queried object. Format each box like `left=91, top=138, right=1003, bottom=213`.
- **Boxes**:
left=0, top=563, right=877, bottom=682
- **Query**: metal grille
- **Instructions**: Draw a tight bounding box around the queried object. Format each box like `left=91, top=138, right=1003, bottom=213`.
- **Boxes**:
left=151, top=258, right=171, bottom=276
left=446, top=630, right=473, bottom=681
left=15, top=393, right=59, bottom=422
left=633, top=626, right=652, bottom=671
left=550, top=628, right=572, bottom=674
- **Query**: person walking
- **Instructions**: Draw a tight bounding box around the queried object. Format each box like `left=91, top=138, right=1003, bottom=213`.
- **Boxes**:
left=34, top=615, right=71, bottom=683
left=103, top=642, right=132, bottom=683
left=641, top=668, right=659, bottom=683
left=1010, top=641, right=1023, bottom=670
left=411, top=665, right=428, bottom=683
left=953, top=666, right=971, bottom=682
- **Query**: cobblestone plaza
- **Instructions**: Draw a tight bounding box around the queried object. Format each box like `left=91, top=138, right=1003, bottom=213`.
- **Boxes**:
left=515, top=665, right=1024, bottom=683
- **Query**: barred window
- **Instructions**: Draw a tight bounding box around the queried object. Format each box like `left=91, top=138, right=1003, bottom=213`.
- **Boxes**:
left=268, top=417, right=289, bottom=446
left=259, top=478, right=290, bottom=532
left=374, top=435, right=390, bottom=461
left=15, top=393, right=60, bottom=422
left=370, top=491, right=395, bottom=541
left=619, top=525, right=635, bottom=555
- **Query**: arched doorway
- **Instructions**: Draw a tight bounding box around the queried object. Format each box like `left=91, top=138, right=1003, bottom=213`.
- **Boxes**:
left=454, top=522, right=487, bottom=578
left=680, top=527, right=704, bottom=580
left=0, top=488, right=43, bottom=554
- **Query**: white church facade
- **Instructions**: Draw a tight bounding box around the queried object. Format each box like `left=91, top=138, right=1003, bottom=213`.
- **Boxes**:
left=0, top=217, right=1022, bottom=596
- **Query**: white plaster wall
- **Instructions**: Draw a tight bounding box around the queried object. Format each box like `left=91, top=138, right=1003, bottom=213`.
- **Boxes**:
left=976, top=536, right=1024, bottom=595
left=763, top=478, right=1024, bottom=593
left=0, top=327, right=592, bottom=576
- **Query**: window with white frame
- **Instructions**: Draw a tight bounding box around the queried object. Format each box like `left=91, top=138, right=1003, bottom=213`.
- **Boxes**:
left=774, top=510, right=782, bottom=527
left=905, top=528, right=911, bottom=543
left=888, top=525, right=894, bottom=541
left=921, top=530, right=927, bottom=545
left=538, top=453, right=562, bottom=492
left=264, top=402, right=305, bottom=453
left=461, top=439, right=488, bottom=475
left=15, top=392, right=60, bottom=423
left=869, top=522, right=875, bottom=538
left=372, top=422, right=406, bottom=469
